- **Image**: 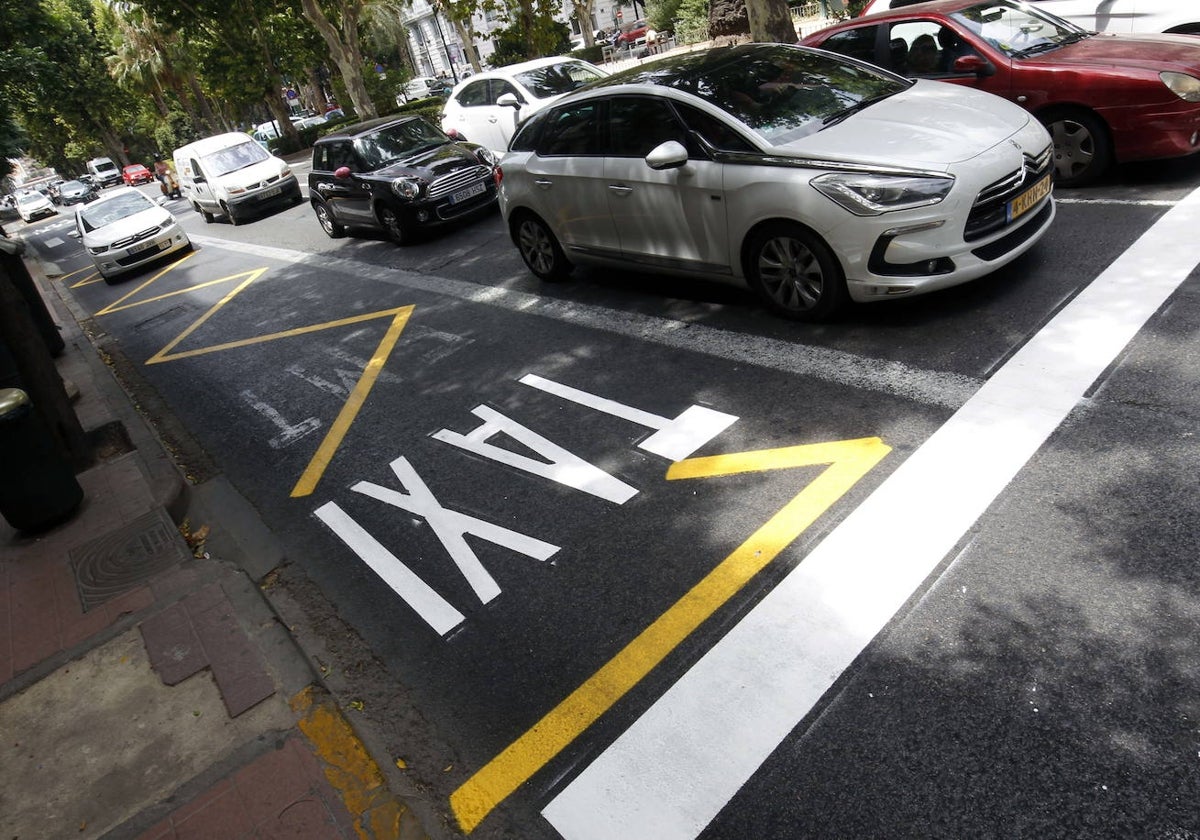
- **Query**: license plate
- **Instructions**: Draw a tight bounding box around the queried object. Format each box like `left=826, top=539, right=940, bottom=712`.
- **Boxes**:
left=260, top=185, right=282, bottom=198
left=1007, top=174, right=1051, bottom=223
left=449, top=181, right=487, bottom=204
left=128, top=240, right=158, bottom=254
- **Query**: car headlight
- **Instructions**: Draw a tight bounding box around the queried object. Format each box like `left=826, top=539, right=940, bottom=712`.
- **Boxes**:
left=88, top=244, right=109, bottom=255
left=1161, top=71, right=1200, bottom=102
left=474, top=147, right=497, bottom=166
left=392, top=177, right=423, bottom=200
left=227, top=185, right=247, bottom=194
left=811, top=172, right=955, bottom=216
left=281, top=165, right=292, bottom=177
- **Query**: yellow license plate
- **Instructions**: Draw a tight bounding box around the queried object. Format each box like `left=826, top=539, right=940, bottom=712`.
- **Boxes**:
left=1007, top=174, right=1052, bottom=223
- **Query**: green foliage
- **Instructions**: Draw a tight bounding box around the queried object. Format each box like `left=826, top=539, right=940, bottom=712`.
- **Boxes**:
left=646, top=0, right=683, bottom=33
left=843, top=0, right=869, bottom=15
left=489, top=18, right=572, bottom=66
left=0, top=104, right=29, bottom=179
left=569, top=44, right=605, bottom=63
left=672, top=0, right=712, bottom=43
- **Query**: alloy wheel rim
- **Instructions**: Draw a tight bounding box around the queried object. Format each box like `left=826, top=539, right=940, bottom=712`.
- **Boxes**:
left=317, top=206, right=333, bottom=233
left=382, top=209, right=402, bottom=240
left=757, top=236, right=822, bottom=311
left=519, top=221, right=554, bottom=275
left=1050, top=119, right=1094, bottom=180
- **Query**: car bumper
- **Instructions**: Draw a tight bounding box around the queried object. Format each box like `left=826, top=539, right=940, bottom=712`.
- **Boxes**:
left=227, top=175, right=301, bottom=212
left=92, top=224, right=191, bottom=278
left=1104, top=101, right=1200, bottom=163
left=21, top=207, right=56, bottom=222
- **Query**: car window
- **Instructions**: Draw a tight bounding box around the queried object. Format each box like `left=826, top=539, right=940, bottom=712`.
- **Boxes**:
left=200, top=141, right=270, bottom=177
left=672, top=101, right=756, bottom=153
left=885, top=21, right=945, bottom=74
left=821, top=26, right=879, bottom=64
left=325, top=140, right=359, bottom=171
left=489, top=79, right=524, bottom=105
left=353, top=118, right=448, bottom=169
left=514, top=61, right=606, bottom=100
left=538, top=101, right=600, bottom=156
left=456, top=80, right=491, bottom=107
left=509, top=109, right=550, bottom=152
left=607, top=97, right=689, bottom=157
left=77, top=192, right=155, bottom=232
left=312, top=144, right=331, bottom=171
left=950, top=1, right=1083, bottom=56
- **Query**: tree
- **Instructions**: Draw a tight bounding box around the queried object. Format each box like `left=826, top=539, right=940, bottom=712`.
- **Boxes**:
left=745, top=0, right=797, bottom=43
left=299, top=0, right=378, bottom=120
left=487, top=0, right=571, bottom=66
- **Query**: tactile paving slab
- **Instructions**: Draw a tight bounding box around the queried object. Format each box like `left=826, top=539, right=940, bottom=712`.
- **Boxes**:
left=70, top=507, right=192, bottom=612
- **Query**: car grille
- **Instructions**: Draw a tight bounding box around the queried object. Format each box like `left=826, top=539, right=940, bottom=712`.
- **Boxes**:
left=111, top=226, right=162, bottom=249
left=427, top=165, right=490, bottom=200
left=248, top=174, right=281, bottom=190
left=963, top=143, right=1053, bottom=242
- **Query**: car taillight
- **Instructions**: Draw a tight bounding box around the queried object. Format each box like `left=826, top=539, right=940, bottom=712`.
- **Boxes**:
left=493, top=166, right=503, bottom=186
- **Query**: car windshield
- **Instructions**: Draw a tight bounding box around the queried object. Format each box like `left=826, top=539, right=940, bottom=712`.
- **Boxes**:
left=200, top=140, right=270, bottom=176
left=601, top=45, right=910, bottom=145
left=514, top=61, right=606, bottom=99
left=60, top=180, right=86, bottom=192
left=353, top=118, right=448, bottom=169
left=950, top=0, right=1087, bottom=58
left=16, top=193, right=44, bottom=206
left=78, top=192, right=154, bottom=232
left=93, top=161, right=118, bottom=173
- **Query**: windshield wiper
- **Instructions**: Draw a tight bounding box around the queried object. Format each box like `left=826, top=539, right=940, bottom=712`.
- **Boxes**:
left=1014, top=40, right=1064, bottom=58
left=822, top=91, right=899, bottom=128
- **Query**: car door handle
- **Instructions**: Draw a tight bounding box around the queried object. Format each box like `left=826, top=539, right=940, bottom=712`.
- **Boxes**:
left=534, top=179, right=553, bottom=189
left=487, top=117, right=498, bottom=123
left=608, top=184, right=633, bottom=196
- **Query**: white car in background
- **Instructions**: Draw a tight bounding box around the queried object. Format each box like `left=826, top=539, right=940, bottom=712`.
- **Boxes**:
left=440, top=56, right=607, bottom=155
left=859, top=0, right=1200, bottom=34
left=15, top=190, right=57, bottom=223
left=73, top=187, right=191, bottom=283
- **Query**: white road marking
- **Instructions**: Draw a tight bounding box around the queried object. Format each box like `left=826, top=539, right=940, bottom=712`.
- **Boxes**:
left=540, top=187, right=1200, bottom=839
left=189, top=235, right=980, bottom=409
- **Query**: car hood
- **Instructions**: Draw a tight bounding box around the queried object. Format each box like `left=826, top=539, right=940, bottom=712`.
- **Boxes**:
left=373, top=142, right=487, bottom=178
left=1026, top=32, right=1200, bottom=73
left=215, top=158, right=286, bottom=189
left=83, top=206, right=172, bottom=246
left=773, top=81, right=1033, bottom=167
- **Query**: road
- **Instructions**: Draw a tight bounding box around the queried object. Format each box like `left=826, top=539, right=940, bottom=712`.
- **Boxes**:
left=16, top=151, right=1200, bottom=840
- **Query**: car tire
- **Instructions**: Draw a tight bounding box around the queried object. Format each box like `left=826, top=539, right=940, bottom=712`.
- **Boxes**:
left=1041, top=108, right=1111, bottom=188
left=513, top=211, right=571, bottom=282
left=102, top=273, right=119, bottom=286
left=379, top=206, right=408, bottom=246
left=745, top=222, right=846, bottom=321
left=224, top=204, right=241, bottom=226
left=314, top=202, right=345, bottom=238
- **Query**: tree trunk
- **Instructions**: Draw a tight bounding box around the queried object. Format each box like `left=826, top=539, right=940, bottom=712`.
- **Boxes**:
left=710, top=0, right=750, bottom=39
left=448, top=17, right=483, bottom=72
left=745, top=0, right=797, bottom=43
left=186, top=74, right=221, bottom=134
left=299, top=0, right=377, bottom=121
left=571, top=0, right=596, bottom=46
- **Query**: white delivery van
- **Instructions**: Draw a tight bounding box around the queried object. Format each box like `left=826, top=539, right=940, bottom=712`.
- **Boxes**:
left=86, top=157, right=123, bottom=187
left=172, top=132, right=301, bottom=225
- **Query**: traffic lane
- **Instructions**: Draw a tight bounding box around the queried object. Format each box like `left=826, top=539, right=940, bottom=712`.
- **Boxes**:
left=53, top=237, right=956, bottom=831
left=161, top=180, right=1174, bottom=387
left=700, top=279, right=1200, bottom=840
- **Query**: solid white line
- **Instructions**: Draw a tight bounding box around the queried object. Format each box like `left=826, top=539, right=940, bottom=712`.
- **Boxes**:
left=189, top=234, right=980, bottom=408
left=541, top=187, right=1200, bottom=840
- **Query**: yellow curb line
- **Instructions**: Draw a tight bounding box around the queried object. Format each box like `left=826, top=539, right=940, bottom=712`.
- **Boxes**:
left=291, top=687, right=427, bottom=840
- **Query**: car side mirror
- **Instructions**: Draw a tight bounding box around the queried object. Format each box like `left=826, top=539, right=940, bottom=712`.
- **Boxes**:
left=193, top=174, right=206, bottom=184
left=645, top=140, right=688, bottom=171
left=68, top=230, right=80, bottom=239
left=953, top=55, right=995, bottom=77
left=496, top=93, right=521, bottom=109
left=334, top=166, right=353, bottom=179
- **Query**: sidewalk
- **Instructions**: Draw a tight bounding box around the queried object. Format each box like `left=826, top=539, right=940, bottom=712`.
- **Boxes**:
left=0, top=255, right=429, bottom=838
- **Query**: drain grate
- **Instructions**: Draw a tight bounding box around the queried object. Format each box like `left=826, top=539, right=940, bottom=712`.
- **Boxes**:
left=70, top=507, right=192, bottom=612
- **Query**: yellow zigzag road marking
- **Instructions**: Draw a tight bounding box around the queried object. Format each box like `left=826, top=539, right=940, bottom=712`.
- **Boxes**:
left=450, top=438, right=892, bottom=832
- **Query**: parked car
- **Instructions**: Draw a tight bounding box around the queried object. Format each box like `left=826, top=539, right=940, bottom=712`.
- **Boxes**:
left=498, top=42, right=1055, bottom=321
left=72, top=187, right=191, bottom=283
left=859, top=0, right=1200, bottom=34
left=56, top=179, right=99, bottom=206
left=398, top=76, right=452, bottom=104
left=308, top=115, right=498, bottom=245
left=174, top=131, right=301, bottom=225
left=77, top=174, right=99, bottom=189
left=15, top=190, right=57, bottom=223
left=122, top=163, right=154, bottom=185
left=803, top=0, right=1200, bottom=186
left=86, top=157, right=123, bottom=187
left=440, top=56, right=607, bottom=155
left=614, top=19, right=651, bottom=46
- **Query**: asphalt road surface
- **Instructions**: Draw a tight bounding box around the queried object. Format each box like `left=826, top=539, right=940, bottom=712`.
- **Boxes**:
left=17, top=150, right=1200, bottom=840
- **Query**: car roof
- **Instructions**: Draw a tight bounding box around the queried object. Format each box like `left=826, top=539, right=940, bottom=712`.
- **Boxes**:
left=314, top=114, right=426, bottom=143
left=857, top=0, right=979, bottom=17
left=586, top=42, right=824, bottom=91
left=450, top=55, right=598, bottom=89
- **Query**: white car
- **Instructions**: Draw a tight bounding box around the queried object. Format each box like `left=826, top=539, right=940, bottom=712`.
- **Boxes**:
left=73, top=187, right=191, bottom=283
left=859, top=0, right=1200, bottom=34
left=498, top=43, right=1056, bottom=321
left=440, top=56, right=607, bottom=155
left=15, top=190, right=56, bottom=223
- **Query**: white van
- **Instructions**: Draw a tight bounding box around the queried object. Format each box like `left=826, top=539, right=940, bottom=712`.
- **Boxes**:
left=86, top=157, right=122, bottom=188
left=172, top=132, right=301, bottom=225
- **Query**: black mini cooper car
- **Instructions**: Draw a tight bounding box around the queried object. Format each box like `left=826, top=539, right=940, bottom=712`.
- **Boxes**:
left=308, top=115, right=498, bottom=245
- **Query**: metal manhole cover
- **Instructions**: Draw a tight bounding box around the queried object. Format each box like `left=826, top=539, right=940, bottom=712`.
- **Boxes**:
left=69, top=507, right=192, bottom=612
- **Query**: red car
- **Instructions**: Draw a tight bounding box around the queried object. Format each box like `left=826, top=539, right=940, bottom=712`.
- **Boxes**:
left=801, top=0, right=1200, bottom=186
left=614, top=19, right=649, bottom=46
left=122, top=164, right=153, bottom=185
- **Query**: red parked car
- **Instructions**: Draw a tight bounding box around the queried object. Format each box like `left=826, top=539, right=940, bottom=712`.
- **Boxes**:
left=122, top=164, right=154, bottom=185
left=801, top=0, right=1200, bottom=186
left=614, top=19, right=650, bottom=46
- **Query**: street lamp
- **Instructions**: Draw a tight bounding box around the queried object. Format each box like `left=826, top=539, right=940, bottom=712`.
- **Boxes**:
left=430, top=1, right=459, bottom=83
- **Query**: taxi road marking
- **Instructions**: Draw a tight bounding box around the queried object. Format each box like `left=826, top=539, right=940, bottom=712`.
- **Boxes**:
left=541, top=184, right=1200, bottom=840
left=449, top=438, right=891, bottom=833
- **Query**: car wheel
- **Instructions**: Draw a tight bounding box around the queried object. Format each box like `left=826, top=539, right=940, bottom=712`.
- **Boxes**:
left=1042, top=108, right=1111, bottom=187
left=513, top=212, right=571, bottom=282
left=745, top=222, right=846, bottom=321
left=102, top=273, right=119, bottom=286
left=379, top=206, right=408, bottom=246
left=224, top=204, right=241, bottom=226
left=314, top=202, right=345, bottom=238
